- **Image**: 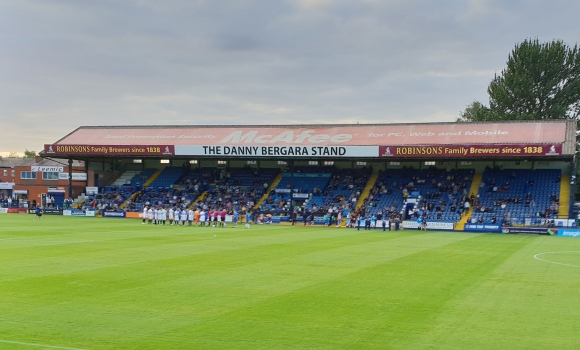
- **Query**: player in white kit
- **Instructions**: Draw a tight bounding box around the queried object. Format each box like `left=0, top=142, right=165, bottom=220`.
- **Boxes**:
left=147, top=207, right=154, bottom=224
left=169, top=207, right=175, bottom=225
left=180, top=208, right=187, bottom=226
left=187, top=208, right=194, bottom=226
left=160, top=207, right=167, bottom=225
left=142, top=206, right=148, bottom=224
left=199, top=210, right=206, bottom=226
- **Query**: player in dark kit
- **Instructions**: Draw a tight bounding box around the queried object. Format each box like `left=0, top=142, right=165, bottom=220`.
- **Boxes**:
left=33, top=205, right=43, bottom=221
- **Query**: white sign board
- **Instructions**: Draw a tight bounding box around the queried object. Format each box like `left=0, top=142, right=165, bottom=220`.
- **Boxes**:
left=403, top=221, right=455, bottom=230
left=86, top=187, right=99, bottom=195
left=32, top=166, right=63, bottom=172
left=174, top=145, right=379, bottom=158
left=59, top=173, right=88, bottom=181
left=0, top=182, right=15, bottom=190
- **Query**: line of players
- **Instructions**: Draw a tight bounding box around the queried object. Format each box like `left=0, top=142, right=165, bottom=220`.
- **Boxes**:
left=142, top=206, right=251, bottom=229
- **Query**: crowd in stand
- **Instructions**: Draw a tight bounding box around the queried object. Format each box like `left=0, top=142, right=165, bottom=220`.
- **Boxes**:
left=73, top=165, right=570, bottom=228
left=467, top=171, right=563, bottom=225
left=0, top=194, right=15, bottom=208
left=83, top=187, right=129, bottom=211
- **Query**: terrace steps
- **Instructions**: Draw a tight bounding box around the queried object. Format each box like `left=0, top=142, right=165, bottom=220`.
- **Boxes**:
left=455, top=172, right=482, bottom=230
left=143, top=169, right=163, bottom=187
left=356, top=173, right=378, bottom=210
left=559, top=174, right=570, bottom=217
left=254, top=173, right=283, bottom=210
left=189, top=191, right=208, bottom=209
left=118, top=170, right=163, bottom=209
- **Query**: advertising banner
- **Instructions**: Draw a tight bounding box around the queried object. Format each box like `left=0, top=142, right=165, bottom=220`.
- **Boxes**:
left=0, top=182, right=15, bottom=190
left=0, top=208, right=8, bottom=214
left=102, top=211, right=126, bottom=218
left=65, top=209, right=89, bottom=216
left=32, top=166, right=63, bottom=172
left=403, top=221, right=455, bottom=230
left=53, top=123, right=567, bottom=147
left=42, top=208, right=63, bottom=215
left=86, top=187, right=99, bottom=195
left=126, top=212, right=142, bottom=219
left=283, top=173, right=332, bottom=178
left=464, top=224, right=502, bottom=232
left=174, top=145, right=379, bottom=157
left=86, top=210, right=96, bottom=217
left=554, top=229, right=580, bottom=237
left=13, top=190, right=28, bottom=194
left=501, top=227, right=546, bottom=234
left=379, top=144, right=563, bottom=158
left=59, top=173, right=88, bottom=181
left=292, top=193, right=310, bottom=199
left=44, top=144, right=175, bottom=156
left=7, top=208, right=28, bottom=214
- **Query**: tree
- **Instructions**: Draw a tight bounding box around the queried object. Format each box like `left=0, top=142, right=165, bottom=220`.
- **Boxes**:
left=457, top=101, right=494, bottom=122
left=8, top=152, right=19, bottom=158
left=24, top=149, right=37, bottom=158
left=459, top=38, right=580, bottom=199
left=489, top=39, right=580, bottom=120
left=458, top=38, right=580, bottom=122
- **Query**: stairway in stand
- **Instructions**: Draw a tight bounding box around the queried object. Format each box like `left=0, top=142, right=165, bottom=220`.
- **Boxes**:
left=559, top=174, right=570, bottom=218
left=253, top=173, right=283, bottom=211
left=120, top=169, right=163, bottom=209
left=355, top=173, right=379, bottom=210
left=455, top=172, right=482, bottom=230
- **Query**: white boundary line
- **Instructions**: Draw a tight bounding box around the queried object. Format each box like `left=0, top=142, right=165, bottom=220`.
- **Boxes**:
left=0, top=338, right=87, bottom=350
left=0, top=238, right=93, bottom=244
left=533, top=251, right=580, bottom=268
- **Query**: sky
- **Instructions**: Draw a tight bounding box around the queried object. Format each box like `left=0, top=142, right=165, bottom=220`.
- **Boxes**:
left=1, top=0, right=579, bottom=156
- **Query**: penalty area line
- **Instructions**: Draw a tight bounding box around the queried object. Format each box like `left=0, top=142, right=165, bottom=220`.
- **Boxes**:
left=533, top=251, right=580, bottom=268
left=0, top=338, right=87, bottom=350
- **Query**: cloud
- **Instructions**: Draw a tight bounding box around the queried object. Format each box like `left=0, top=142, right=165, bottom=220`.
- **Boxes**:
left=0, top=0, right=579, bottom=153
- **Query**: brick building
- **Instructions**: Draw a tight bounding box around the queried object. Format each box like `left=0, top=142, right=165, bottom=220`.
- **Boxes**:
left=0, top=156, right=92, bottom=207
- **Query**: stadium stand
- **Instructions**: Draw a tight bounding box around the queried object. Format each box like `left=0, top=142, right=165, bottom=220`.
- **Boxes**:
left=468, top=168, right=562, bottom=225
left=147, top=167, right=185, bottom=188
left=356, top=168, right=474, bottom=225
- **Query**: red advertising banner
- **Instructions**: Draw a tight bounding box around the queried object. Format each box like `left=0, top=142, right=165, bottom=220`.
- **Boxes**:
left=379, top=144, right=563, bottom=158
left=7, top=208, right=28, bottom=214
left=44, top=144, right=175, bottom=156
left=53, top=122, right=566, bottom=147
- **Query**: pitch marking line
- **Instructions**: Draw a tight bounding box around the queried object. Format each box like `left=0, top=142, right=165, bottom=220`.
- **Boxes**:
left=0, top=238, right=93, bottom=244
left=0, top=338, right=87, bottom=350
left=533, top=251, right=580, bottom=268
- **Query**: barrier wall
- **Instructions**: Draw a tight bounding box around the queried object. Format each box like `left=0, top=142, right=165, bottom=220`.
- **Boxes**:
left=464, top=224, right=502, bottom=233
left=102, top=211, right=126, bottom=218
left=403, top=221, right=454, bottom=230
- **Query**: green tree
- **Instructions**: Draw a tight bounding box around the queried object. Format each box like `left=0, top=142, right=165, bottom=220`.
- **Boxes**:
left=456, top=101, right=494, bottom=122
left=458, top=38, right=580, bottom=122
left=24, top=149, right=37, bottom=158
left=459, top=38, right=580, bottom=199
left=489, top=38, right=580, bottom=120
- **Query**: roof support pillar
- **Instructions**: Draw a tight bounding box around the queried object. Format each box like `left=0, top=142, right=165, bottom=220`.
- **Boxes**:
left=68, top=158, right=73, bottom=200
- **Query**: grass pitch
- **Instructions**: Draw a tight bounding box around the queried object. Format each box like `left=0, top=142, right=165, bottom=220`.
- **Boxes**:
left=1, top=215, right=580, bottom=349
